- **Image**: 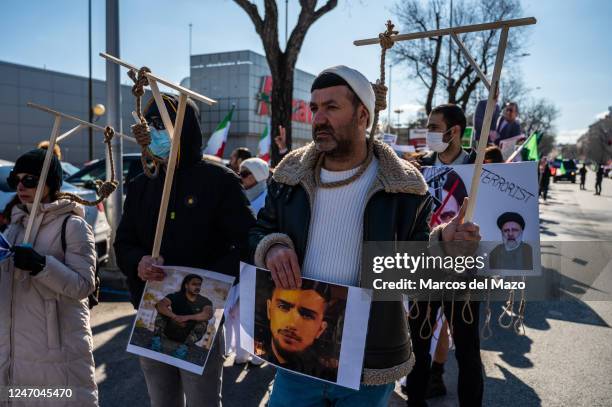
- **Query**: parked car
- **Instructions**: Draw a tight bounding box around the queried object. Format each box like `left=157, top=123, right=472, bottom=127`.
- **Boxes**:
left=66, top=153, right=144, bottom=195
left=0, top=162, right=111, bottom=265
left=61, top=161, right=81, bottom=179
left=551, top=158, right=577, bottom=183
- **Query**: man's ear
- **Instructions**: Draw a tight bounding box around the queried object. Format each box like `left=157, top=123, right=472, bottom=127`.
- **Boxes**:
left=266, top=299, right=271, bottom=320
left=359, top=104, right=369, bottom=128
left=449, top=125, right=461, bottom=143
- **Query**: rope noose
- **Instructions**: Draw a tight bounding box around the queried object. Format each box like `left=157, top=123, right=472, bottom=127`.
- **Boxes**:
left=56, top=126, right=118, bottom=206
left=419, top=293, right=434, bottom=340
left=127, top=66, right=167, bottom=179
left=481, top=286, right=493, bottom=340
left=314, top=20, right=397, bottom=188
left=499, top=283, right=516, bottom=328
left=513, top=276, right=527, bottom=335
left=408, top=298, right=420, bottom=320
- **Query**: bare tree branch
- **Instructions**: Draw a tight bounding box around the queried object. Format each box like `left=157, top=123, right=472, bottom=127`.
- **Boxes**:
left=233, top=0, right=337, bottom=165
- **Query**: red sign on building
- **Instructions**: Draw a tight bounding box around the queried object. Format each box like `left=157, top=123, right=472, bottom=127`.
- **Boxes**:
left=256, top=76, right=313, bottom=124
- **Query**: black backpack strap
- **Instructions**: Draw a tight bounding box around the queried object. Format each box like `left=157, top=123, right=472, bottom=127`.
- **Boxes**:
left=61, top=215, right=71, bottom=253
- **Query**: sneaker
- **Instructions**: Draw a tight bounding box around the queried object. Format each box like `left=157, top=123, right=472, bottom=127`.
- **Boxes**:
left=150, top=336, right=162, bottom=352
left=249, top=356, right=265, bottom=366
left=234, top=355, right=250, bottom=365
left=173, top=344, right=189, bottom=360
left=425, top=371, right=447, bottom=399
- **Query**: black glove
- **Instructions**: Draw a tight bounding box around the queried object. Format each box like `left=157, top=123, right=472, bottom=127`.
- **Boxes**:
left=12, top=245, right=46, bottom=276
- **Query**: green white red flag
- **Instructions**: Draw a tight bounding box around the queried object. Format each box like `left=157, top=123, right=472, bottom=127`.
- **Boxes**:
left=258, top=117, right=271, bottom=162
left=204, top=105, right=235, bottom=157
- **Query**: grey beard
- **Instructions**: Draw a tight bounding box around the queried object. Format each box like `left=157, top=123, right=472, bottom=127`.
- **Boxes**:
left=245, top=180, right=267, bottom=202
left=504, top=239, right=521, bottom=251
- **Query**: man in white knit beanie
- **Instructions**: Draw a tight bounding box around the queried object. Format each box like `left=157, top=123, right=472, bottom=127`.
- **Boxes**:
left=249, top=65, right=481, bottom=406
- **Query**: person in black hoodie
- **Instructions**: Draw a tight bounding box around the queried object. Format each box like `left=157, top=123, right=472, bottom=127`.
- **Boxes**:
left=114, top=94, right=255, bottom=407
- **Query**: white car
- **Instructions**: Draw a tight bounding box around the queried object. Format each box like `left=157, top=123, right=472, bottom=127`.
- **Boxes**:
left=0, top=161, right=112, bottom=265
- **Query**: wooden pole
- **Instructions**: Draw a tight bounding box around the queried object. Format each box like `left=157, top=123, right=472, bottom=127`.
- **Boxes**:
left=27, top=102, right=136, bottom=143
left=151, top=93, right=188, bottom=259
left=99, top=52, right=217, bottom=106
left=23, top=115, right=62, bottom=244
left=56, top=124, right=86, bottom=143
left=464, top=27, right=509, bottom=222
left=450, top=32, right=491, bottom=91
left=148, top=79, right=176, bottom=137
left=354, top=17, right=536, bottom=46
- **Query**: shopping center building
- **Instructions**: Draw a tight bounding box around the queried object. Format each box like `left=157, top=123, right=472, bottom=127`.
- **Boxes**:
left=190, top=50, right=315, bottom=154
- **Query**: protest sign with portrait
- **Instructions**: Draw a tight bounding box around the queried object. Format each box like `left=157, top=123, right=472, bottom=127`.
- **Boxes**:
left=239, top=263, right=372, bottom=390
left=422, top=161, right=540, bottom=276
left=127, top=266, right=234, bottom=374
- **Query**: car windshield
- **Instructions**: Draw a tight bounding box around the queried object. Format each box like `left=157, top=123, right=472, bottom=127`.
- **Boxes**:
left=66, top=158, right=135, bottom=188
left=66, top=161, right=106, bottom=186
left=61, top=162, right=81, bottom=178
left=563, top=160, right=577, bottom=169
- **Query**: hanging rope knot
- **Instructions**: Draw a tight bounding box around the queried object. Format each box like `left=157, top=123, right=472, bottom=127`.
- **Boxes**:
left=379, top=20, right=398, bottom=50
left=103, top=126, right=115, bottom=144
left=372, top=81, right=388, bottom=112
left=128, top=67, right=151, bottom=98
left=95, top=179, right=118, bottom=198
left=55, top=125, right=118, bottom=206
left=132, top=122, right=151, bottom=147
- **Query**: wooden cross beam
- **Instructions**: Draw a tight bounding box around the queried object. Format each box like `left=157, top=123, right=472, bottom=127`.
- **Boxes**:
left=28, top=102, right=135, bottom=143
left=354, top=17, right=537, bottom=222
left=21, top=103, right=132, bottom=244
left=100, top=53, right=217, bottom=259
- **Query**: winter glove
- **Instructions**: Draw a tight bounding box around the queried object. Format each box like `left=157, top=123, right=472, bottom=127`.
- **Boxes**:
left=12, top=244, right=46, bottom=276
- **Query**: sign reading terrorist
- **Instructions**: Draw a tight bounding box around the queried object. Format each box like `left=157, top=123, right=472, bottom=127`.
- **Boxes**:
left=422, top=161, right=541, bottom=276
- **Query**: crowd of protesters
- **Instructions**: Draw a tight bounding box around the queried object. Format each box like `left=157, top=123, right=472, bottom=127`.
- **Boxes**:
left=0, top=61, right=605, bottom=407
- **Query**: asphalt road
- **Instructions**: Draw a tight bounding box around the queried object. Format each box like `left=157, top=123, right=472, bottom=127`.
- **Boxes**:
left=92, top=175, right=612, bottom=407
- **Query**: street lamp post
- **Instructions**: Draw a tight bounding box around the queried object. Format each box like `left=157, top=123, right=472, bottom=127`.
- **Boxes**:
left=394, top=108, right=404, bottom=130
left=88, top=0, right=93, bottom=161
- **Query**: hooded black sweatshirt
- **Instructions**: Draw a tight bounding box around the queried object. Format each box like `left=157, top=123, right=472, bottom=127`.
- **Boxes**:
left=114, top=94, right=256, bottom=308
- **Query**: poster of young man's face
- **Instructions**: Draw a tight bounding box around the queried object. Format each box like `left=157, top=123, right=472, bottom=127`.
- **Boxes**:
left=239, top=263, right=372, bottom=390
left=422, top=161, right=541, bottom=276
left=127, top=266, right=234, bottom=375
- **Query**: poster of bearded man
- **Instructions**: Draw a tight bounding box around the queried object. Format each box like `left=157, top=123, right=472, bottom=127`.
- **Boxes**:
left=239, top=263, right=372, bottom=390
left=421, top=161, right=541, bottom=276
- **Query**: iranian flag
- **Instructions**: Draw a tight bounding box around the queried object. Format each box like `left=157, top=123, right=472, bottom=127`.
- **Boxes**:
left=258, top=117, right=271, bottom=162
left=204, top=106, right=235, bottom=157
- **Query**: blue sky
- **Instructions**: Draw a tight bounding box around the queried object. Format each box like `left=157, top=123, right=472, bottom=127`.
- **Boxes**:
left=2, top=0, right=610, bottom=143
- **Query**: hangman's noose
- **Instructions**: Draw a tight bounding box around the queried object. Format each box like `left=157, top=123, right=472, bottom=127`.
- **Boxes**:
left=514, top=276, right=527, bottom=335
left=499, top=282, right=516, bottom=328
left=408, top=298, right=420, bottom=320
left=481, top=286, right=493, bottom=340
left=128, top=66, right=167, bottom=179
left=419, top=293, right=433, bottom=340
left=314, top=20, right=398, bottom=188
left=56, top=126, right=118, bottom=206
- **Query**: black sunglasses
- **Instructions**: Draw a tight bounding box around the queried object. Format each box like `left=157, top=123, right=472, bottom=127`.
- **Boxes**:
left=7, top=173, right=39, bottom=189
left=239, top=171, right=252, bottom=179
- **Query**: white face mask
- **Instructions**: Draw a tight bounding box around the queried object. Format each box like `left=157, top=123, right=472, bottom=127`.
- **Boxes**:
left=426, top=129, right=451, bottom=153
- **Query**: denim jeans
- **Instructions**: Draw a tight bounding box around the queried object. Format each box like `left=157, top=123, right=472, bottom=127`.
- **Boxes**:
left=269, top=369, right=394, bottom=407
left=139, top=327, right=224, bottom=407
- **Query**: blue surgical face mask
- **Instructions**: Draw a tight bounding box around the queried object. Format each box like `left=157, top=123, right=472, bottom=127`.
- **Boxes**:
left=149, top=128, right=171, bottom=159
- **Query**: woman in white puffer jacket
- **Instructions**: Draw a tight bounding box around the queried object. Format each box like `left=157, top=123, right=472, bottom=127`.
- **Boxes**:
left=0, top=149, right=98, bottom=407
